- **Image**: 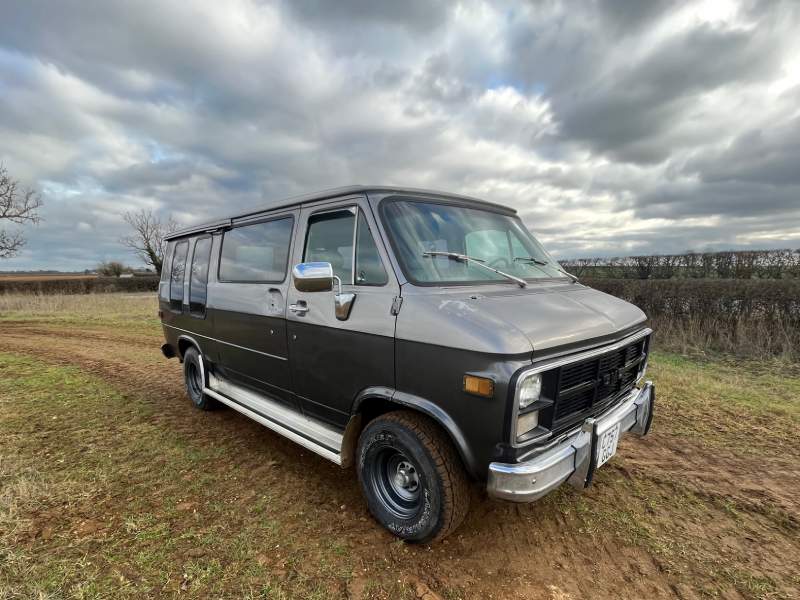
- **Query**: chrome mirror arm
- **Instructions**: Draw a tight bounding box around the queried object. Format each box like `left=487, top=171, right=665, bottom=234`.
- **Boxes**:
left=333, top=275, right=356, bottom=321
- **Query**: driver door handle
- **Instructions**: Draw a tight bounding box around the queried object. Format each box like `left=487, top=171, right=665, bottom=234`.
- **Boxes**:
left=289, top=300, right=308, bottom=316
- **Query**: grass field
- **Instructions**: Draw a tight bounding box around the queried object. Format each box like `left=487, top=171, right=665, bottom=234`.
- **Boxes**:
left=1, top=294, right=798, bottom=599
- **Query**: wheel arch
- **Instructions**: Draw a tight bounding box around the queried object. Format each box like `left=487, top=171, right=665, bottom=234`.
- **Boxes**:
left=177, top=334, right=203, bottom=361
left=347, top=387, right=479, bottom=479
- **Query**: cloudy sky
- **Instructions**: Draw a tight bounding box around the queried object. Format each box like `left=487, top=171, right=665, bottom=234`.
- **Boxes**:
left=1, top=0, right=799, bottom=270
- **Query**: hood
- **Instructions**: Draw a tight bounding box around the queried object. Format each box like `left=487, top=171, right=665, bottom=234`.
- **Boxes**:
left=474, top=284, right=646, bottom=352
left=395, top=282, right=647, bottom=356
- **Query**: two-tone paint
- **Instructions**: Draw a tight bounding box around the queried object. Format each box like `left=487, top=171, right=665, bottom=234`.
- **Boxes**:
left=160, top=186, right=649, bottom=479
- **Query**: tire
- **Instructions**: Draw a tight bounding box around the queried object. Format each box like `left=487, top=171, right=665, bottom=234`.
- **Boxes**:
left=356, top=410, right=470, bottom=543
left=182, top=346, right=218, bottom=410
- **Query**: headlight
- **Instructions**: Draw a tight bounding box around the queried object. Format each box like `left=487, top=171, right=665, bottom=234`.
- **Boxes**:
left=518, top=373, right=542, bottom=409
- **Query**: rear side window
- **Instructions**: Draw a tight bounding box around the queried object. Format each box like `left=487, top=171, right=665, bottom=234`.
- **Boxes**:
left=219, top=217, right=293, bottom=282
left=170, top=241, right=189, bottom=310
left=161, top=242, right=173, bottom=282
left=189, top=237, right=212, bottom=315
left=159, top=242, right=174, bottom=301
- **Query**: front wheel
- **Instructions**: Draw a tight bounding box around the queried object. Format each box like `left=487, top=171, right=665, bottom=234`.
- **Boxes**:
left=356, top=411, right=470, bottom=543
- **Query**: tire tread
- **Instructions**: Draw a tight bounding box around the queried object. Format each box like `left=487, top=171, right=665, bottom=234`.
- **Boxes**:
left=374, top=410, right=470, bottom=542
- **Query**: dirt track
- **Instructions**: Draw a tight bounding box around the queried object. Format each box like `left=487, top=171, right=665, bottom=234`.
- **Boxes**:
left=2, top=320, right=799, bottom=599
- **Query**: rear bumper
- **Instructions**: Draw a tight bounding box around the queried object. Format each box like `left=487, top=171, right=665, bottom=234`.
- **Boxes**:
left=487, top=381, right=654, bottom=502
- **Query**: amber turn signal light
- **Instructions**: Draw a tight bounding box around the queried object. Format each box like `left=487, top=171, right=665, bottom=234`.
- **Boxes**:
left=463, top=375, right=494, bottom=398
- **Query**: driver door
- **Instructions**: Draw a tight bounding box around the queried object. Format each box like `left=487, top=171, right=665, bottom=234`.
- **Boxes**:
left=286, top=195, right=398, bottom=428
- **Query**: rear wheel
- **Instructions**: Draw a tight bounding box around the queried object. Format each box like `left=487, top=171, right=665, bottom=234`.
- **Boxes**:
left=356, top=411, right=470, bottom=543
left=182, top=346, right=217, bottom=410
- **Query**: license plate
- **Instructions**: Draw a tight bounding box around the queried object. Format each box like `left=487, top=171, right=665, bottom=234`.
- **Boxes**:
left=596, top=422, right=621, bottom=468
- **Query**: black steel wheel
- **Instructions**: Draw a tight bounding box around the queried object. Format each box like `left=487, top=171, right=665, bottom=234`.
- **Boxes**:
left=356, top=410, right=470, bottom=543
left=369, top=449, right=422, bottom=519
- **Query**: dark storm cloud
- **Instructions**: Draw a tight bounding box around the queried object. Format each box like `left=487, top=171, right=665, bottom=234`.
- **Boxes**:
left=507, top=2, right=785, bottom=163
left=595, top=0, right=678, bottom=33
left=283, top=0, right=450, bottom=33
left=685, top=115, right=800, bottom=186
left=637, top=180, right=800, bottom=220
left=0, top=0, right=798, bottom=270
left=562, top=26, right=780, bottom=160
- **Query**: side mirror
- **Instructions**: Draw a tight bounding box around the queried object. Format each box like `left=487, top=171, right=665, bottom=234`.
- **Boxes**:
left=292, top=262, right=334, bottom=292
left=291, top=261, right=357, bottom=321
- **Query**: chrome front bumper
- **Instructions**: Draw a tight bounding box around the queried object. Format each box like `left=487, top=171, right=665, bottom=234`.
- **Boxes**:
left=487, top=381, right=655, bottom=502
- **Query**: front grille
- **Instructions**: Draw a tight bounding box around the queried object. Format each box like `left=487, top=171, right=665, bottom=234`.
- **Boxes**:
left=552, top=337, right=647, bottom=423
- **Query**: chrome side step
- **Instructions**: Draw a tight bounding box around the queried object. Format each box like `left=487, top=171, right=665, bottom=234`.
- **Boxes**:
left=204, top=372, right=343, bottom=465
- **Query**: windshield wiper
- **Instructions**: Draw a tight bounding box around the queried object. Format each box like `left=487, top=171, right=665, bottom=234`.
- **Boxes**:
left=557, top=268, right=579, bottom=283
left=422, top=251, right=527, bottom=288
left=513, top=256, right=548, bottom=266
left=514, top=256, right=578, bottom=283
left=513, top=256, right=558, bottom=279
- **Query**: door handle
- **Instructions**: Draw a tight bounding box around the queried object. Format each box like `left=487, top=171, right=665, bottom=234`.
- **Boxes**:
left=289, top=301, right=308, bottom=316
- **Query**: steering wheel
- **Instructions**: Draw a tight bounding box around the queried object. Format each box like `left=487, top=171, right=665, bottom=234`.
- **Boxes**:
left=487, top=257, right=511, bottom=269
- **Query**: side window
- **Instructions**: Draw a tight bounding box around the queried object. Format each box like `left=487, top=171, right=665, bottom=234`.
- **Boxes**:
left=169, top=241, right=189, bottom=310
left=219, top=217, right=293, bottom=282
left=304, top=209, right=356, bottom=284
left=355, top=210, right=388, bottom=285
left=159, top=241, right=174, bottom=301
left=161, top=242, right=173, bottom=283
left=189, top=237, right=212, bottom=315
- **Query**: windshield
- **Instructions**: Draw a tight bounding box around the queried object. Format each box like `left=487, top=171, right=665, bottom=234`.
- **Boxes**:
left=381, top=199, right=566, bottom=285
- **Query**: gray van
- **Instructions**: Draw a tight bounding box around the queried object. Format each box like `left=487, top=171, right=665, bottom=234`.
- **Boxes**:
left=159, top=186, right=654, bottom=542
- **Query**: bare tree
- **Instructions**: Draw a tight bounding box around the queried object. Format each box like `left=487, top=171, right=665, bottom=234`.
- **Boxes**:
left=0, top=164, right=43, bottom=259
left=120, top=209, right=178, bottom=274
left=97, top=260, right=126, bottom=277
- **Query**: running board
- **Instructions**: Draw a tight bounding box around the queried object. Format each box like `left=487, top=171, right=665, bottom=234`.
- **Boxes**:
left=204, top=373, right=343, bottom=465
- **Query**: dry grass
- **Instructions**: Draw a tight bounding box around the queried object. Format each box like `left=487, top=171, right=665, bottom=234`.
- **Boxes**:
left=0, top=459, right=50, bottom=538
left=0, top=276, right=158, bottom=295
left=583, top=278, right=800, bottom=361
left=0, top=290, right=155, bottom=315
left=0, top=292, right=158, bottom=333
left=0, top=348, right=798, bottom=598
left=649, top=314, right=799, bottom=362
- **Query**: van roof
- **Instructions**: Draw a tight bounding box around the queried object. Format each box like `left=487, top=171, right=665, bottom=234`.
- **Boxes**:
left=164, top=185, right=516, bottom=240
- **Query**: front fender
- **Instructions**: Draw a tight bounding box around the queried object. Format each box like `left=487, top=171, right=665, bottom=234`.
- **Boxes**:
left=353, top=387, right=479, bottom=478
